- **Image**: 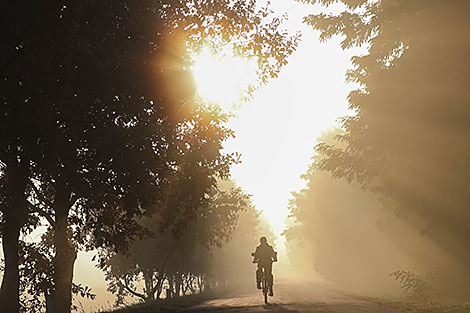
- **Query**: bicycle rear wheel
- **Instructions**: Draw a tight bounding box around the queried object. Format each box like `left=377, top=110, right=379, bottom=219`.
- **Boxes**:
left=262, top=272, right=268, bottom=304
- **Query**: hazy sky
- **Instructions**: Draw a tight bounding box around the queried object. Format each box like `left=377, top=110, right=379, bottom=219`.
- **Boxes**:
left=220, top=1, right=363, bottom=253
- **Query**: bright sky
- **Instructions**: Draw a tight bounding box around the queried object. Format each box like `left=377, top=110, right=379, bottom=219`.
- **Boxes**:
left=193, top=1, right=363, bottom=254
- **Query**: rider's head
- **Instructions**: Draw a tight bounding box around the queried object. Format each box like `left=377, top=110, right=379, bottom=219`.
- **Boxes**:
left=259, top=236, right=267, bottom=244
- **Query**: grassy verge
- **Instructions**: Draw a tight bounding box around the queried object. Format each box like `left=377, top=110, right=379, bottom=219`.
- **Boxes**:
left=99, top=289, right=228, bottom=313
left=380, top=300, right=470, bottom=313
left=361, top=297, right=470, bottom=313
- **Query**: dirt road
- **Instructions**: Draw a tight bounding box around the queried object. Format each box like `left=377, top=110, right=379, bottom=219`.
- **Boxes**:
left=185, top=281, right=404, bottom=313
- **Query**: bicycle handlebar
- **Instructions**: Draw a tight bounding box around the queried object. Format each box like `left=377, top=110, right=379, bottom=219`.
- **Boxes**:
left=251, top=251, right=278, bottom=262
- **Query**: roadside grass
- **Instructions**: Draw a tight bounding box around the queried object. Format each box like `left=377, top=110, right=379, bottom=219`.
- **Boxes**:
left=359, top=296, right=470, bottom=313
left=379, top=300, right=470, bottom=313
left=98, top=289, right=228, bottom=313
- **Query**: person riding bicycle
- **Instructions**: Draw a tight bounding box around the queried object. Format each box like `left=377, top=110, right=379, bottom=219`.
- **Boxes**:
left=252, top=236, right=277, bottom=296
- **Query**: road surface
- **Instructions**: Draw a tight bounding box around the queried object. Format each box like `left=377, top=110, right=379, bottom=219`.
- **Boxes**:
left=185, top=281, right=404, bottom=313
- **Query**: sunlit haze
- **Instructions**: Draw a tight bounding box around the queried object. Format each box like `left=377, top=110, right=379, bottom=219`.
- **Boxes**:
left=192, top=1, right=363, bottom=257
left=192, top=47, right=257, bottom=109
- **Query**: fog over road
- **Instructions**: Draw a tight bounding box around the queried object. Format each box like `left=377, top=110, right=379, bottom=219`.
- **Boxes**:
left=185, top=281, right=404, bottom=313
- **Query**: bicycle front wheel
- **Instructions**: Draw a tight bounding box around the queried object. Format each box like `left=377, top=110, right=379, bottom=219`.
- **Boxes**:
left=263, top=277, right=268, bottom=304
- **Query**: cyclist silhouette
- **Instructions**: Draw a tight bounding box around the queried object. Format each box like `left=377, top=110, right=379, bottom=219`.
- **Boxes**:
left=252, top=236, right=277, bottom=296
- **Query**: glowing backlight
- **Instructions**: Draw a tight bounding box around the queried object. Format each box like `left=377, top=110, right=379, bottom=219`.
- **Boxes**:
left=192, top=48, right=257, bottom=108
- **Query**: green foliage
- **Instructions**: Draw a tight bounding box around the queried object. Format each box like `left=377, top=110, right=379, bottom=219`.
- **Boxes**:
left=302, top=0, right=470, bottom=297
left=15, top=232, right=97, bottom=313
left=18, top=240, right=53, bottom=313
left=372, top=299, right=470, bottom=313
left=98, top=183, right=256, bottom=305
left=390, top=270, right=437, bottom=300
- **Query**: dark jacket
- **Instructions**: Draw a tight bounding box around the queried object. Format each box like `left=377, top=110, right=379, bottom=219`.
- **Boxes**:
left=253, top=243, right=276, bottom=263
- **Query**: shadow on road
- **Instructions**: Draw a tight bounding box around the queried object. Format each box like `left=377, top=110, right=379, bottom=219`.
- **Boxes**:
left=182, top=281, right=412, bottom=313
left=263, top=303, right=300, bottom=312
left=185, top=303, right=301, bottom=313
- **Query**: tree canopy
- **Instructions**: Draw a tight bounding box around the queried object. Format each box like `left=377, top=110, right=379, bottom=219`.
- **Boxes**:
left=1, top=1, right=299, bottom=312
left=99, top=184, right=255, bottom=304
left=301, top=0, right=470, bottom=298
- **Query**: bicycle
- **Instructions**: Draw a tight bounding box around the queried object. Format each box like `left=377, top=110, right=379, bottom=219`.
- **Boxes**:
left=252, top=252, right=276, bottom=304
left=260, top=266, right=269, bottom=304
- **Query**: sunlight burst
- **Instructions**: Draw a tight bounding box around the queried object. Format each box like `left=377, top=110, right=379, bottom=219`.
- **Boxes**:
left=192, top=48, right=257, bottom=109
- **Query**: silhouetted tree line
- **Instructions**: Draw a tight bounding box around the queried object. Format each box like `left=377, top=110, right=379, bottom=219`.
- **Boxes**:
left=0, top=1, right=298, bottom=312
left=99, top=185, right=260, bottom=305
left=285, top=129, right=414, bottom=294
left=287, top=0, right=470, bottom=299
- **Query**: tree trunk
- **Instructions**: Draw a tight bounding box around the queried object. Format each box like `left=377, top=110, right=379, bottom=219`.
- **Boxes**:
left=0, top=161, right=28, bottom=313
left=0, top=212, right=21, bottom=313
left=156, top=276, right=165, bottom=299
left=169, top=276, right=175, bottom=298
left=188, top=274, right=195, bottom=294
left=181, top=274, right=188, bottom=296
left=144, top=272, right=155, bottom=301
left=197, top=275, right=205, bottom=293
left=175, top=273, right=182, bottom=297
left=52, top=187, right=76, bottom=313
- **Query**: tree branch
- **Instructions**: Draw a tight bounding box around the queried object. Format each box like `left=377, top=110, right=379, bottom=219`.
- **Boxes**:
left=28, top=203, right=56, bottom=228
left=121, top=278, right=146, bottom=300
left=150, top=249, right=174, bottom=295
left=30, top=181, right=54, bottom=209
left=151, top=273, right=166, bottom=295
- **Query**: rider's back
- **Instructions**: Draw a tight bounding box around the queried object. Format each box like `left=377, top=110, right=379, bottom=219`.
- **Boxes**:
left=254, top=243, right=275, bottom=263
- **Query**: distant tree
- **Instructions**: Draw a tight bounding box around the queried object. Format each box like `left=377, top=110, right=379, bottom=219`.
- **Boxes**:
left=284, top=129, right=413, bottom=293
left=303, top=0, right=470, bottom=291
left=1, top=1, right=299, bottom=313
left=206, top=192, right=262, bottom=288
left=99, top=185, right=251, bottom=304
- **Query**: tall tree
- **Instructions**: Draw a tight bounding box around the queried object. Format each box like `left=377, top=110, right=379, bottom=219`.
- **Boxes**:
left=284, top=129, right=412, bottom=293
left=303, top=0, right=470, bottom=295
left=1, top=1, right=299, bottom=312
